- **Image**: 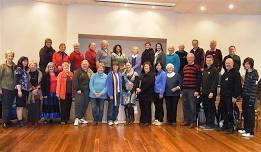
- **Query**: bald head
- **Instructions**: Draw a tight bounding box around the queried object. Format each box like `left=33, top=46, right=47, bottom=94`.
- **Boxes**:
left=225, top=58, right=234, bottom=71
left=210, top=40, right=217, bottom=50
left=187, top=53, right=195, bottom=65
left=178, top=44, right=185, bottom=51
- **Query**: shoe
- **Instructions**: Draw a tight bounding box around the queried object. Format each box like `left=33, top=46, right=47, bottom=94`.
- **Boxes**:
left=154, top=121, right=163, bottom=126
left=74, top=118, right=79, bottom=126
left=17, top=120, right=25, bottom=128
left=80, top=118, right=88, bottom=124
left=114, top=120, right=119, bottom=125
left=199, top=125, right=207, bottom=129
left=241, top=133, right=254, bottom=137
left=224, top=128, right=234, bottom=134
left=2, top=123, right=11, bottom=128
left=108, top=121, right=114, bottom=126
left=203, top=126, right=215, bottom=131
left=238, top=130, right=246, bottom=134
left=61, top=122, right=66, bottom=125
left=181, top=122, right=190, bottom=126
left=152, top=120, right=159, bottom=125
left=93, top=121, right=98, bottom=125
left=189, top=123, right=195, bottom=129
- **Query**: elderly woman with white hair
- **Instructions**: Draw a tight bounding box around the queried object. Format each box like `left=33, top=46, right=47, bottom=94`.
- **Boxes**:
left=69, top=43, right=84, bottom=71
left=164, top=63, right=182, bottom=126
left=0, top=50, right=16, bottom=128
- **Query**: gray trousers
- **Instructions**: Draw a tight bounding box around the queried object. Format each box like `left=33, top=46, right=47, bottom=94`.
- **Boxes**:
left=75, top=91, right=90, bottom=119
left=183, top=89, right=197, bottom=124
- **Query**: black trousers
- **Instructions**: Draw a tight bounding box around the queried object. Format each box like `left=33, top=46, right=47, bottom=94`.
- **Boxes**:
left=139, top=95, right=152, bottom=124
left=220, top=96, right=234, bottom=129
left=124, top=103, right=134, bottom=123
left=202, top=94, right=216, bottom=127
left=242, top=96, right=255, bottom=135
left=104, top=67, right=110, bottom=75
left=0, top=95, right=2, bottom=118
left=60, top=94, right=72, bottom=122
left=154, top=93, right=164, bottom=122
left=1, top=89, right=15, bottom=124
left=165, top=96, right=179, bottom=123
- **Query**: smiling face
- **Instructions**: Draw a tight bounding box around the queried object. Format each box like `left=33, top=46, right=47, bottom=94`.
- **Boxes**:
left=29, top=63, right=37, bottom=72
left=187, top=53, right=195, bottom=64
left=156, top=63, right=162, bottom=72
left=225, top=58, right=234, bottom=71
left=156, top=44, right=162, bottom=52
left=22, top=59, right=28, bottom=68
left=192, top=40, right=198, bottom=48
left=48, top=64, right=54, bottom=72
left=97, top=66, right=104, bottom=74
left=59, top=44, right=66, bottom=52
left=145, top=43, right=151, bottom=50
left=81, top=60, right=89, bottom=71
left=126, top=62, right=132, bottom=71
left=89, top=43, right=96, bottom=51
left=143, top=64, right=150, bottom=73
left=6, top=53, right=14, bottom=63
left=74, top=44, right=80, bottom=52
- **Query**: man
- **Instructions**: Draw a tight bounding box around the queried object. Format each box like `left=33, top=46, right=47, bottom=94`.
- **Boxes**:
left=190, top=39, right=205, bottom=71
left=69, top=43, right=84, bottom=71
left=219, top=58, right=242, bottom=133
left=96, top=40, right=111, bottom=74
left=176, top=44, right=188, bottom=76
left=201, top=55, right=219, bottom=130
left=223, top=46, right=241, bottom=72
left=205, top=40, right=223, bottom=72
left=85, top=42, right=97, bottom=72
left=164, top=45, right=180, bottom=73
left=182, top=53, right=202, bottom=129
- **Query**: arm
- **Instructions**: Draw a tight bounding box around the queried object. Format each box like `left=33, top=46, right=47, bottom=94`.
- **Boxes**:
left=56, top=73, right=61, bottom=98
left=210, top=68, right=219, bottom=94
left=233, top=72, right=242, bottom=98
left=196, top=66, right=202, bottom=92
left=89, top=74, right=96, bottom=95
left=159, top=72, right=167, bottom=96
left=72, top=70, right=80, bottom=91
left=133, top=56, right=141, bottom=71
left=106, top=73, right=113, bottom=97
left=175, top=54, right=180, bottom=73
left=200, top=49, right=205, bottom=70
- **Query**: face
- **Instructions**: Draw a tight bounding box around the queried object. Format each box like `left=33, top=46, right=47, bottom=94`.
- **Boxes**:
left=179, top=45, right=185, bottom=51
left=156, top=44, right=162, bottom=51
left=22, top=60, right=28, bottom=68
left=60, top=45, right=66, bottom=52
left=167, top=66, right=174, bottom=73
left=192, top=40, right=198, bottom=48
left=81, top=61, right=89, bottom=71
left=168, top=47, right=174, bottom=54
left=49, top=65, right=54, bottom=72
left=6, top=54, right=14, bottom=63
left=74, top=44, right=80, bottom=52
left=229, top=47, right=236, bottom=55
left=143, top=64, right=150, bottom=73
left=116, top=46, right=121, bottom=53
left=63, top=64, right=69, bottom=72
left=206, top=58, right=214, bottom=67
left=244, top=62, right=251, bottom=70
left=126, top=63, right=132, bottom=71
left=132, top=47, right=139, bottom=55
left=29, top=63, right=37, bottom=72
left=46, top=41, right=52, bottom=48
left=145, top=44, right=151, bottom=50
left=187, top=54, right=195, bottom=64
left=156, top=63, right=162, bottom=72
left=101, top=41, right=108, bottom=49
left=225, top=59, right=234, bottom=71
left=210, top=41, right=216, bottom=50
left=89, top=43, right=96, bottom=51
left=97, top=66, right=104, bottom=74
left=112, top=64, right=119, bottom=72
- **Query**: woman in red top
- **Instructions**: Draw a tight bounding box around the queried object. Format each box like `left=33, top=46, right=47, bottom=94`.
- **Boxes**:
left=69, top=43, right=84, bottom=72
left=85, top=42, right=97, bottom=72
left=52, top=43, right=70, bottom=72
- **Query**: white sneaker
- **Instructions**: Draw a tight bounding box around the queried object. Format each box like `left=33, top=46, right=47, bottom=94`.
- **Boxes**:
left=154, top=121, right=163, bottom=126
left=241, top=133, right=254, bottom=137
left=152, top=120, right=159, bottom=125
left=80, top=118, right=88, bottom=124
left=238, top=130, right=246, bottom=134
left=108, top=121, right=114, bottom=126
left=74, top=118, right=79, bottom=126
left=114, top=120, right=119, bottom=125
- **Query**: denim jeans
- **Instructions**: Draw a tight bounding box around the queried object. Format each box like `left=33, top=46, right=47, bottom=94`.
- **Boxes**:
left=91, top=98, right=105, bottom=122
left=183, top=89, right=197, bottom=124
left=107, top=100, right=119, bottom=122
left=75, top=91, right=90, bottom=119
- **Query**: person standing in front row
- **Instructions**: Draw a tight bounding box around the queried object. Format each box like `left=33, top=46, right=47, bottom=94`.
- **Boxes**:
left=201, top=55, right=219, bottom=130
left=165, top=63, right=182, bottom=126
left=219, top=58, right=242, bottom=133
left=107, top=61, right=123, bottom=126
left=182, top=53, right=202, bottom=129
left=238, top=58, right=259, bottom=137
left=190, top=39, right=205, bottom=71
left=56, top=62, right=74, bottom=125
left=96, top=40, right=111, bottom=74
left=136, top=62, right=155, bottom=126
left=141, top=42, right=155, bottom=67
left=128, top=46, right=141, bottom=75
left=89, top=63, right=108, bottom=125
left=73, top=60, right=93, bottom=126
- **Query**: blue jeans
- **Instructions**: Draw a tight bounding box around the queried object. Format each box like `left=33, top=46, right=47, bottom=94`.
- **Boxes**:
left=183, top=89, right=197, bottom=124
left=75, top=91, right=90, bottom=119
left=107, top=100, right=119, bottom=122
left=91, top=98, right=105, bottom=122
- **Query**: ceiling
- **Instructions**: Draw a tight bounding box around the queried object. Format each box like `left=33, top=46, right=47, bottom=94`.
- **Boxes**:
left=33, top=0, right=261, bottom=15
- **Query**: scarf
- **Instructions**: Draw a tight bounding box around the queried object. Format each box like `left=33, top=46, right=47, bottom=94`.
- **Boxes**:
left=167, top=72, right=175, bottom=78
left=112, top=72, right=119, bottom=106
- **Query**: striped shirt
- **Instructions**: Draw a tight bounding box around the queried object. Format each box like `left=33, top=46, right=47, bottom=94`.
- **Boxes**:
left=182, top=64, right=202, bottom=91
left=242, top=69, right=259, bottom=102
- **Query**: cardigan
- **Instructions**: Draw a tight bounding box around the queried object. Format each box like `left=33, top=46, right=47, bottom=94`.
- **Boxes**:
left=85, top=49, right=97, bottom=72
left=0, top=62, right=17, bottom=91
left=73, top=68, right=92, bottom=93
left=56, top=71, right=74, bottom=100
left=107, top=71, right=123, bottom=106
left=242, top=69, right=259, bottom=102
left=89, top=73, right=108, bottom=99
left=69, top=51, right=84, bottom=71
left=41, top=72, right=58, bottom=96
left=52, top=51, right=70, bottom=71
left=164, top=53, right=180, bottom=73
left=154, top=70, right=167, bottom=96
left=165, top=73, right=182, bottom=97
left=128, top=55, right=141, bottom=75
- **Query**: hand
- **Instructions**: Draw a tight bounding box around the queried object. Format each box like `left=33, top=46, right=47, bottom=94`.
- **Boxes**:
left=32, top=89, right=38, bottom=96
left=0, top=89, right=2, bottom=95
left=56, top=93, right=59, bottom=99
left=136, top=88, right=141, bottom=93
left=43, top=96, right=48, bottom=99
left=180, top=94, right=183, bottom=98
left=208, top=93, right=213, bottom=99
left=171, top=88, right=177, bottom=93
left=58, top=66, right=62, bottom=71
left=109, top=96, right=113, bottom=100
left=159, top=94, right=163, bottom=99
left=232, top=97, right=237, bottom=103
left=72, top=97, right=75, bottom=101
left=77, top=90, right=82, bottom=94
left=194, top=91, right=199, bottom=97
left=95, top=93, right=101, bottom=98
left=18, top=91, right=23, bottom=98
left=201, top=68, right=204, bottom=72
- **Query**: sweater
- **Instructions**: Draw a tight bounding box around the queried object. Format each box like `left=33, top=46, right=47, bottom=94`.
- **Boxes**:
left=128, top=55, right=141, bottom=75
left=96, top=49, right=111, bottom=68
left=141, top=48, right=155, bottom=66
left=220, top=68, right=242, bottom=98
left=73, top=68, right=92, bottom=93
left=107, top=71, right=123, bottom=106
left=85, top=49, right=97, bottom=72
left=111, top=52, right=128, bottom=71
left=223, top=54, right=241, bottom=72
left=176, top=50, right=188, bottom=75
left=190, top=47, right=205, bottom=69
left=154, top=51, right=165, bottom=65
left=15, top=67, right=30, bottom=91
left=39, top=46, right=55, bottom=72
left=202, top=66, right=219, bottom=95
left=182, top=64, right=202, bottom=91
left=89, top=73, right=108, bottom=99
left=165, top=73, right=182, bottom=97
left=52, top=51, right=70, bottom=71
left=154, top=70, right=167, bottom=96
left=56, top=71, right=74, bottom=100
left=41, top=72, right=58, bottom=96
left=242, top=69, right=259, bottom=102
left=205, top=49, right=223, bottom=72
left=164, top=53, right=180, bottom=73
left=69, top=51, right=84, bottom=71
left=139, top=71, right=155, bottom=98
left=0, top=62, right=17, bottom=91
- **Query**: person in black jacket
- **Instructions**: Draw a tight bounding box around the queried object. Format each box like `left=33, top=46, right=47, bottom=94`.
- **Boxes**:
left=223, top=46, right=241, bottom=72
left=39, top=38, right=55, bottom=73
left=141, top=42, right=155, bottom=67
left=201, top=55, right=219, bottom=130
left=219, top=58, right=242, bottom=133
left=190, top=39, right=205, bottom=71
left=176, top=44, right=188, bottom=76
left=136, top=62, right=155, bottom=126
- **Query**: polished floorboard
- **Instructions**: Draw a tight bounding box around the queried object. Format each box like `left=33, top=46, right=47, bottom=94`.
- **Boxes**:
left=0, top=122, right=261, bottom=152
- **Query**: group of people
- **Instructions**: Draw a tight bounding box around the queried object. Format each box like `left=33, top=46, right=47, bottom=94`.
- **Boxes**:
left=0, top=38, right=259, bottom=138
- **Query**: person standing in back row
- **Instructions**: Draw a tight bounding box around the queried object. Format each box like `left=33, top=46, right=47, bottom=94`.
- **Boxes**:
left=176, top=44, right=188, bottom=76
left=96, top=40, right=111, bottom=74
left=190, top=39, right=205, bottom=71
left=141, top=42, right=155, bottom=67
left=205, top=40, right=223, bottom=72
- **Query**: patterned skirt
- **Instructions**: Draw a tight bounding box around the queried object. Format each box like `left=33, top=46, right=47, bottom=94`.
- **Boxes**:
left=41, top=93, right=60, bottom=119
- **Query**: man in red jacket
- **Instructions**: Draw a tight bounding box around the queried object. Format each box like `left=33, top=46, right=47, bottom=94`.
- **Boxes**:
left=69, top=43, right=84, bottom=72
left=85, top=42, right=97, bottom=72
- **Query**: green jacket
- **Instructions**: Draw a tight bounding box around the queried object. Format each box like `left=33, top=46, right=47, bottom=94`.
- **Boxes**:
left=0, top=63, right=17, bottom=91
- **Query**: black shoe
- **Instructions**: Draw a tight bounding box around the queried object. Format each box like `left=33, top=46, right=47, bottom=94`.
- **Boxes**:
left=224, top=128, right=234, bottom=134
left=17, top=120, right=25, bottom=128
left=2, top=123, right=11, bottom=128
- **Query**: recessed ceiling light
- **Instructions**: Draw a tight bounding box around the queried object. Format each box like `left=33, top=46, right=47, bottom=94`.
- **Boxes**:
left=200, top=6, right=205, bottom=11
left=124, top=3, right=128, bottom=7
left=229, top=4, right=234, bottom=9
left=151, top=6, right=155, bottom=9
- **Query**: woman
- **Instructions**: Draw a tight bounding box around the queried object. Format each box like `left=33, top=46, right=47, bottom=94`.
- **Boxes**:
left=56, top=62, right=74, bottom=125
left=41, top=62, right=60, bottom=123
left=136, top=62, right=155, bottom=126
left=238, top=57, right=259, bottom=137
left=111, top=44, right=128, bottom=72
left=39, top=38, right=55, bottom=72
left=15, top=56, right=30, bottom=127
left=85, top=42, right=97, bottom=72
left=141, top=42, right=155, bottom=67
left=27, top=61, right=42, bottom=126
left=52, top=43, right=70, bottom=72
left=164, top=63, right=182, bottom=125
left=69, top=43, right=84, bottom=72
left=73, top=60, right=93, bottom=126
left=128, top=46, right=141, bottom=75
left=0, top=50, right=16, bottom=128
left=107, top=61, right=123, bottom=125
left=122, top=62, right=139, bottom=124
left=154, top=43, right=165, bottom=66
left=89, top=63, right=108, bottom=124
left=165, top=46, right=180, bottom=73
left=153, top=62, right=166, bottom=126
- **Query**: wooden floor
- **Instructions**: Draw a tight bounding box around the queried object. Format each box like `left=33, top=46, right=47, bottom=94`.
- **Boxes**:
left=1, top=122, right=261, bottom=152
